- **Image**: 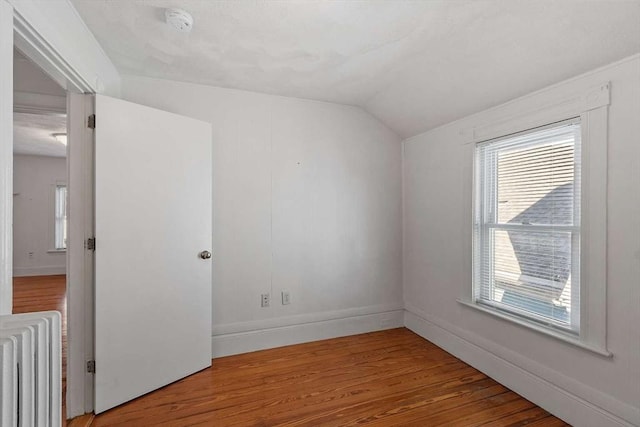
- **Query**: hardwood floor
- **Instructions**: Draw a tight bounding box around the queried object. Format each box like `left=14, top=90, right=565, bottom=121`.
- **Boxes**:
left=10, top=279, right=568, bottom=426
left=12, top=274, right=67, bottom=379
left=92, top=328, right=568, bottom=427
left=12, top=274, right=68, bottom=425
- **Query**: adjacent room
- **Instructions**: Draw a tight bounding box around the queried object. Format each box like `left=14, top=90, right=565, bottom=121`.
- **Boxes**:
left=0, top=1, right=638, bottom=427
left=11, top=46, right=70, bottom=419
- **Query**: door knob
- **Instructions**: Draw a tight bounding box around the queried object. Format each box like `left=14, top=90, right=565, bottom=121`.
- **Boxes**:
left=199, top=250, right=212, bottom=259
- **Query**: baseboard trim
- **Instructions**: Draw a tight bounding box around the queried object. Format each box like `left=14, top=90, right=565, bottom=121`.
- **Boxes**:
left=211, top=308, right=404, bottom=358
left=66, top=413, right=94, bottom=427
left=212, top=303, right=404, bottom=336
left=13, top=266, right=66, bottom=277
left=404, top=307, right=639, bottom=427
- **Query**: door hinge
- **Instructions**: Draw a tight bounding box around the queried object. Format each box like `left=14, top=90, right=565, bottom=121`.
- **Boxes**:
left=87, top=360, right=95, bottom=374
left=87, top=114, right=96, bottom=129
left=86, top=237, right=96, bottom=251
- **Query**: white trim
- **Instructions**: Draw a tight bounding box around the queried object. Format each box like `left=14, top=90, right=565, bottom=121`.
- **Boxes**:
left=401, top=138, right=407, bottom=309
left=212, top=303, right=403, bottom=335
left=464, top=82, right=609, bottom=144
left=8, top=0, right=120, bottom=95
left=212, top=309, right=405, bottom=358
left=0, top=0, right=13, bottom=316
left=405, top=307, right=639, bottom=427
left=461, top=85, right=609, bottom=354
left=472, top=119, right=584, bottom=338
left=456, top=300, right=610, bottom=357
left=66, top=93, right=95, bottom=418
left=12, top=266, right=66, bottom=277
left=12, top=9, right=93, bottom=94
left=579, top=106, right=608, bottom=351
left=487, top=223, right=578, bottom=232
left=0, top=1, right=114, bottom=417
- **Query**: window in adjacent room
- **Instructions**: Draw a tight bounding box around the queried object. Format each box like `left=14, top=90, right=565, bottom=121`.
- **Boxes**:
left=473, top=118, right=581, bottom=334
left=54, top=184, right=68, bottom=250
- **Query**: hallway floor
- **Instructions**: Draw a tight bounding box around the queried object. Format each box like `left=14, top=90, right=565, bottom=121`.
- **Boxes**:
left=13, top=274, right=68, bottom=424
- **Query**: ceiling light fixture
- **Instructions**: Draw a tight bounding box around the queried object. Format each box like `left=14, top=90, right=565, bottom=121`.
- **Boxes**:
left=165, top=8, right=194, bottom=33
left=52, top=133, right=67, bottom=145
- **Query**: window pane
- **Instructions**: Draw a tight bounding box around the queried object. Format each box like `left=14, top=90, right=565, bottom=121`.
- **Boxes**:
left=484, top=229, right=576, bottom=326
left=497, top=135, right=577, bottom=225
left=474, top=120, right=581, bottom=332
left=55, top=185, right=67, bottom=250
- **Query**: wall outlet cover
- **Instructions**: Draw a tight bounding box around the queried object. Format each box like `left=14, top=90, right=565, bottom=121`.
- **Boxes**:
left=261, top=293, right=270, bottom=308
left=281, top=291, right=291, bottom=305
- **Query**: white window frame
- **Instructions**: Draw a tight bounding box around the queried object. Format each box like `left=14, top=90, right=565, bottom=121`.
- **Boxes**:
left=473, top=118, right=582, bottom=335
left=458, top=82, right=611, bottom=357
left=54, top=183, right=67, bottom=251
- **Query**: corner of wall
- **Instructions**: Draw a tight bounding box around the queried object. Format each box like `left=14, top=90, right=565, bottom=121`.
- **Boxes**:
left=213, top=306, right=405, bottom=358
left=355, top=105, right=403, bottom=143
left=400, top=56, right=640, bottom=427
left=404, top=308, right=639, bottom=427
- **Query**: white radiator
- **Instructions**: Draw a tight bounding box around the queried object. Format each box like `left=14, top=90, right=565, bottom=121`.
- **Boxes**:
left=0, top=311, right=61, bottom=427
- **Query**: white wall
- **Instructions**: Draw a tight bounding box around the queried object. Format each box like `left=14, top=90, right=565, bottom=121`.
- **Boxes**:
left=122, top=75, right=404, bottom=356
left=13, top=154, right=66, bottom=276
left=403, top=56, right=640, bottom=426
left=14, top=49, right=66, bottom=97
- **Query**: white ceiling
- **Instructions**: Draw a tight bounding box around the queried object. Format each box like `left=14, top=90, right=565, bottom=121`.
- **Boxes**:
left=13, top=49, right=67, bottom=157
left=14, top=113, right=67, bottom=158
left=70, top=0, right=640, bottom=138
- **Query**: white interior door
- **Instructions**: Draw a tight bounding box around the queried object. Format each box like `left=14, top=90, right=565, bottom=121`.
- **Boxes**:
left=94, top=95, right=212, bottom=413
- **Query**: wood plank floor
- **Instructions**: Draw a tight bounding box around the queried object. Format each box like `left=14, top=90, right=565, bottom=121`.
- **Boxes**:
left=92, top=328, right=568, bottom=427
left=12, top=274, right=67, bottom=376
left=13, top=274, right=68, bottom=425
left=11, top=278, right=568, bottom=426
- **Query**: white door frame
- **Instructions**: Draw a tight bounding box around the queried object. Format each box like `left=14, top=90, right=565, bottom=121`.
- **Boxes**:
left=66, top=94, right=96, bottom=417
left=0, top=1, right=97, bottom=418
left=0, top=0, right=13, bottom=317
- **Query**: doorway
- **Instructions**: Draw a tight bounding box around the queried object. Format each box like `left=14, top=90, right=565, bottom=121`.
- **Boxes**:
left=12, top=46, right=70, bottom=421
left=0, top=2, right=102, bottom=420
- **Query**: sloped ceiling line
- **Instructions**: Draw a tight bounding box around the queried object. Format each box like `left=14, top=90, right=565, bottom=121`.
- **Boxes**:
left=70, top=0, right=640, bottom=139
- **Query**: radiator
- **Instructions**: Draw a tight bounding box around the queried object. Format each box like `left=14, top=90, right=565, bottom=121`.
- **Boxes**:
left=0, top=311, right=62, bottom=427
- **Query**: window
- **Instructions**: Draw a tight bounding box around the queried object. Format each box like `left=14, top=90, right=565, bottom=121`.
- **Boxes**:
left=54, top=184, right=67, bottom=250
left=473, top=119, right=581, bottom=334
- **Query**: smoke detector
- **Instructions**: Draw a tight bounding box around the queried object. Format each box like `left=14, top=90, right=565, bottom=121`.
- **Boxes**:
left=165, top=8, right=194, bottom=33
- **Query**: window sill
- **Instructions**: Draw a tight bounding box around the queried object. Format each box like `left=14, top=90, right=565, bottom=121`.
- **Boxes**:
left=457, top=299, right=612, bottom=358
left=47, top=249, right=66, bottom=253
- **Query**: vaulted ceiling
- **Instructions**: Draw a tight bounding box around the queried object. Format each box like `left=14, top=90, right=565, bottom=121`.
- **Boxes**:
left=70, top=0, right=640, bottom=138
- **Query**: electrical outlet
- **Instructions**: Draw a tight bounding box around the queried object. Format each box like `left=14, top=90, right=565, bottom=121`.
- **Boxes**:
left=28, top=252, right=34, bottom=259
left=281, top=291, right=291, bottom=305
left=261, top=293, right=270, bottom=308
